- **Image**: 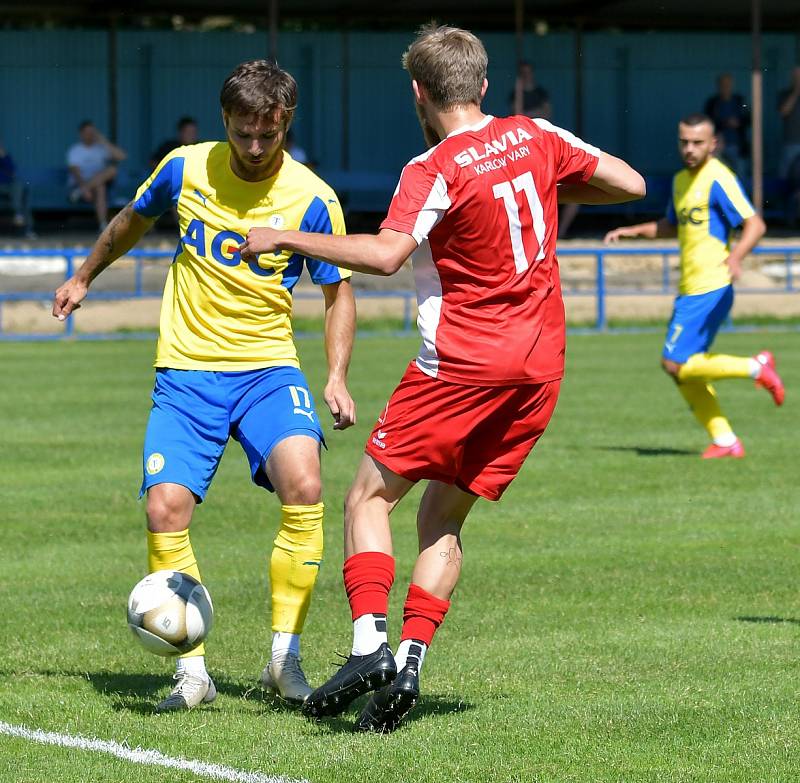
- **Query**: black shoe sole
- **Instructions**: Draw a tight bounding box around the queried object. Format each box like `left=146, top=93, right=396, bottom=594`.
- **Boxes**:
left=356, top=687, right=418, bottom=733
left=303, top=665, right=396, bottom=719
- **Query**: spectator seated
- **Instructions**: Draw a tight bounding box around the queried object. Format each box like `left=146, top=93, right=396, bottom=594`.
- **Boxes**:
left=20, top=165, right=143, bottom=213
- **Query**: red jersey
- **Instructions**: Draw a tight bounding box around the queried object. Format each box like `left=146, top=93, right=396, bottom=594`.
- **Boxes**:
left=381, top=115, right=600, bottom=385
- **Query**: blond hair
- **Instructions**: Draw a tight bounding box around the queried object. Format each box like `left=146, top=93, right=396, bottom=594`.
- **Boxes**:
left=402, top=24, right=487, bottom=110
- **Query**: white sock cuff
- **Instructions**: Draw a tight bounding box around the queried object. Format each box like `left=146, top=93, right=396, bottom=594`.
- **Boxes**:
left=351, top=613, right=388, bottom=656
left=395, top=638, right=427, bottom=671
left=713, top=431, right=738, bottom=448
left=272, top=631, right=301, bottom=658
left=176, top=655, right=207, bottom=677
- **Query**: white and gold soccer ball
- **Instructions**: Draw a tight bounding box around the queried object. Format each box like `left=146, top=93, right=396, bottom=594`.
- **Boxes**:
left=127, top=570, right=213, bottom=656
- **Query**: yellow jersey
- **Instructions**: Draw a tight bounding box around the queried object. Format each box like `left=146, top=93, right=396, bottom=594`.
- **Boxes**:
left=132, top=142, right=350, bottom=370
left=666, top=156, right=755, bottom=296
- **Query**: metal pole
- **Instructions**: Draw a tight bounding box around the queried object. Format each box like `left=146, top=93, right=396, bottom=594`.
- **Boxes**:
left=596, top=251, right=606, bottom=331
left=140, top=44, right=153, bottom=163
left=268, top=0, right=279, bottom=62
left=574, top=19, right=584, bottom=135
left=65, top=252, right=75, bottom=337
left=108, top=14, right=119, bottom=142
left=135, top=253, right=143, bottom=297
left=751, top=0, right=763, bottom=212
left=341, top=29, right=350, bottom=170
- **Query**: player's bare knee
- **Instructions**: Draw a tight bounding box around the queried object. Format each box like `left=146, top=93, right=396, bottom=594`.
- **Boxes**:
left=146, top=491, right=190, bottom=532
left=661, top=358, right=681, bottom=377
left=279, top=473, right=322, bottom=506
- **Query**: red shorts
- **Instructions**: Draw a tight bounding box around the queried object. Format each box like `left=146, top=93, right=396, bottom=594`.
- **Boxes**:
left=365, top=362, right=561, bottom=501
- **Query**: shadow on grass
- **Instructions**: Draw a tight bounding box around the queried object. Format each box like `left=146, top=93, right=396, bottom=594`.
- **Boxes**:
left=735, top=616, right=800, bottom=626
left=598, top=445, right=696, bottom=457
left=1, top=669, right=474, bottom=728
left=309, top=693, right=475, bottom=735
left=2, top=669, right=303, bottom=715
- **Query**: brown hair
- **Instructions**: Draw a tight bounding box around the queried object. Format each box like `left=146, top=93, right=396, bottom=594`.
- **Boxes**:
left=402, top=24, right=487, bottom=110
left=220, top=60, right=297, bottom=125
left=680, top=112, right=713, bottom=127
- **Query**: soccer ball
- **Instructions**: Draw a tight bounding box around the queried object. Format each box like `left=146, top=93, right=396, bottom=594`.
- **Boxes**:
left=127, top=570, right=213, bottom=656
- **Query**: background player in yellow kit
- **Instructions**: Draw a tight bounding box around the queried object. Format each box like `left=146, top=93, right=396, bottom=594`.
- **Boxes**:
left=52, top=60, right=356, bottom=710
left=605, top=113, right=784, bottom=458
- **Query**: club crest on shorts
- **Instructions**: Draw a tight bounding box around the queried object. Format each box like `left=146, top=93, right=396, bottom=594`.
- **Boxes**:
left=146, top=453, right=166, bottom=475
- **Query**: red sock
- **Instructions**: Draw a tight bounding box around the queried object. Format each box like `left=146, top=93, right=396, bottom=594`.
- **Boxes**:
left=342, top=551, right=395, bottom=620
left=400, top=583, right=450, bottom=646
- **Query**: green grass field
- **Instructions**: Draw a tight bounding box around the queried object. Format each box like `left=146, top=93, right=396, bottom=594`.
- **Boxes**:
left=1, top=330, right=799, bottom=783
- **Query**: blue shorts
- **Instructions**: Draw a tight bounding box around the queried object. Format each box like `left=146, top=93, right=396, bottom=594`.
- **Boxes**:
left=662, top=285, right=733, bottom=364
left=140, top=366, right=324, bottom=501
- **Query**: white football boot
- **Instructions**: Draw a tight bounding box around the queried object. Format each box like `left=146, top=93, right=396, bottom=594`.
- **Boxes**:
left=260, top=653, right=312, bottom=704
left=156, top=672, right=217, bottom=712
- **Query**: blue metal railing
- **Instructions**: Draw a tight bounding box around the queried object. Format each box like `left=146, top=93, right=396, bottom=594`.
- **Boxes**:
left=0, top=246, right=797, bottom=338
left=0, top=248, right=419, bottom=339
left=557, top=246, right=798, bottom=330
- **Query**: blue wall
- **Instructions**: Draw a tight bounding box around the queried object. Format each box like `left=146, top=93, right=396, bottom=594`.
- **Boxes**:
left=0, top=28, right=797, bottom=200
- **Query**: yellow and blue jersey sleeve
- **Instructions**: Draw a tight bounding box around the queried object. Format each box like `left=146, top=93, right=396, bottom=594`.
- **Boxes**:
left=133, top=151, right=186, bottom=217
left=666, top=193, right=678, bottom=226
left=297, top=195, right=350, bottom=286
left=707, top=172, right=755, bottom=240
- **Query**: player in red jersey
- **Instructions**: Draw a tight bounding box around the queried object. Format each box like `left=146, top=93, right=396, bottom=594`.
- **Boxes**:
left=240, top=24, right=645, bottom=731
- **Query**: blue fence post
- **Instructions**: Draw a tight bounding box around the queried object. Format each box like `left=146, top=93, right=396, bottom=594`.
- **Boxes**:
left=787, top=252, right=794, bottom=292
left=596, top=250, right=607, bottom=331
left=134, top=251, right=144, bottom=297
left=64, top=251, right=75, bottom=338
left=402, top=292, right=412, bottom=333
left=662, top=252, right=670, bottom=293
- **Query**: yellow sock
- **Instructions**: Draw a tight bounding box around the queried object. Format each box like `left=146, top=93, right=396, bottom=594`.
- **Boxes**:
left=147, top=529, right=205, bottom=658
left=676, top=380, right=735, bottom=443
left=677, top=353, right=754, bottom=382
left=270, top=503, right=324, bottom=635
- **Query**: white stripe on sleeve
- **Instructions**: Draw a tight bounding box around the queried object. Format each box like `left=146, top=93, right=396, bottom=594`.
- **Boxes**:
left=411, top=173, right=451, bottom=245
left=532, top=118, right=601, bottom=157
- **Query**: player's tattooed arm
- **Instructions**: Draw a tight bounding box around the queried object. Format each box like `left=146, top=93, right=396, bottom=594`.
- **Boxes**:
left=52, top=202, right=155, bottom=320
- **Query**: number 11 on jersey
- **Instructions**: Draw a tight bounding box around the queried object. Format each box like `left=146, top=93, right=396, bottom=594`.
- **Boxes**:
left=492, top=171, right=547, bottom=273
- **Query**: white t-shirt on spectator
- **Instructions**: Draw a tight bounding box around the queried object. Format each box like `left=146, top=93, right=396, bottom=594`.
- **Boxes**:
left=66, top=142, right=110, bottom=185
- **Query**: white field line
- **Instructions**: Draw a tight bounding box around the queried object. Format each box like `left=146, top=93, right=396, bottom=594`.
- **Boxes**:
left=0, top=721, right=309, bottom=783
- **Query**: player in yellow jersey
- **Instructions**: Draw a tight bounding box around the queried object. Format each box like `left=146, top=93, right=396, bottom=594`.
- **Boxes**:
left=605, top=113, right=784, bottom=458
left=52, top=60, right=356, bottom=710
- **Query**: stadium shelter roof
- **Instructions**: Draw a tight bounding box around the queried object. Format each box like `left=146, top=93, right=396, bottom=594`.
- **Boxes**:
left=0, top=0, right=798, bottom=32
left=3, top=0, right=796, bottom=210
